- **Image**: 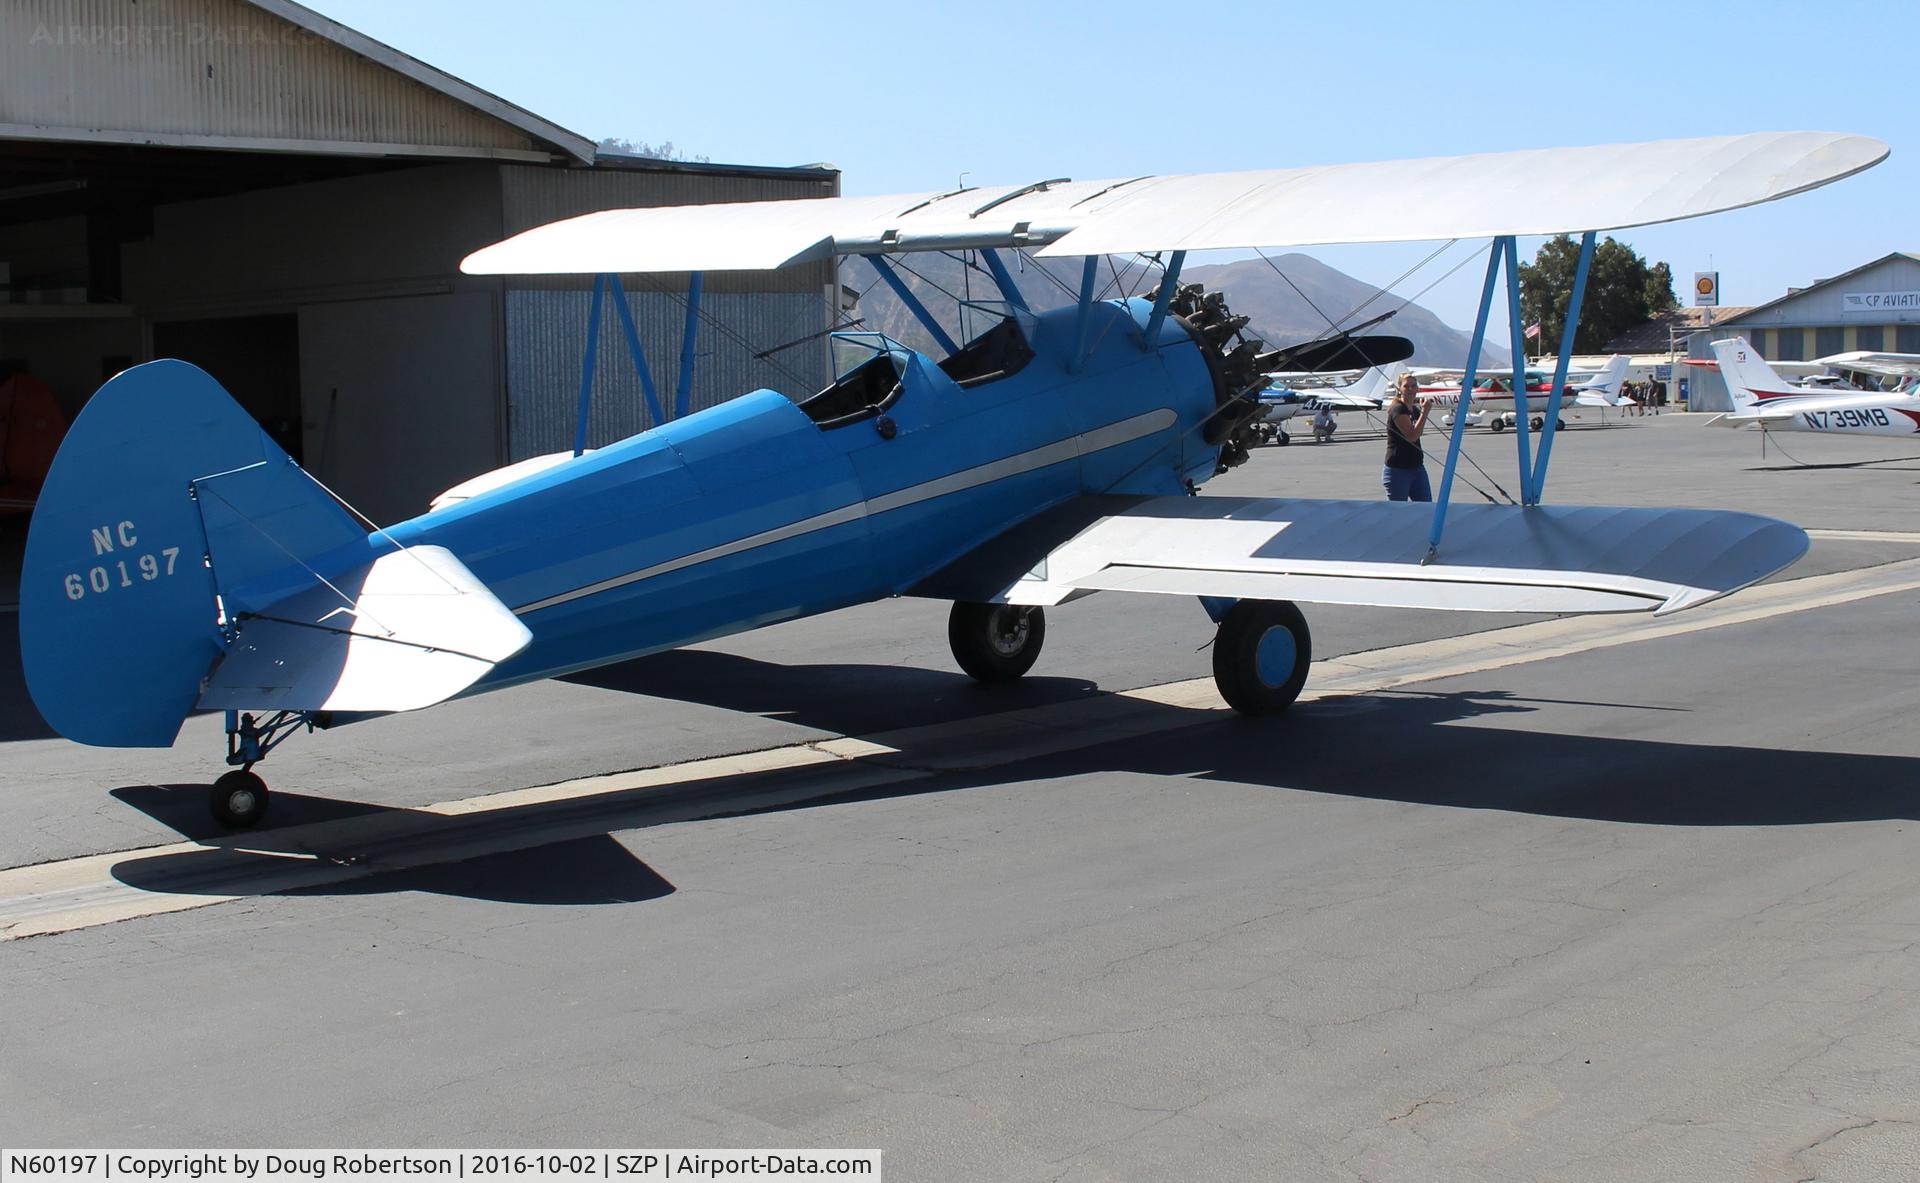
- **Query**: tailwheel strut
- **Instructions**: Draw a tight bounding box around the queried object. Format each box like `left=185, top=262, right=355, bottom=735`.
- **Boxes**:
left=212, top=710, right=316, bottom=828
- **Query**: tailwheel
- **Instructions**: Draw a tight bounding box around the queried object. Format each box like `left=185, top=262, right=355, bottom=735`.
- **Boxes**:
left=210, top=768, right=270, bottom=828
left=1211, top=599, right=1312, bottom=716
left=949, top=602, right=1046, bottom=683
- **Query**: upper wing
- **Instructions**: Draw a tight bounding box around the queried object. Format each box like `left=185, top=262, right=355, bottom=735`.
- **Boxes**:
left=912, top=496, right=1807, bottom=617
left=462, top=133, right=1885, bottom=275
left=1811, top=350, right=1920, bottom=378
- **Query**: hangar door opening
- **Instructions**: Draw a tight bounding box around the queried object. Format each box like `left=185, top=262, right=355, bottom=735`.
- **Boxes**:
left=151, top=315, right=303, bottom=462
left=297, top=291, right=499, bottom=526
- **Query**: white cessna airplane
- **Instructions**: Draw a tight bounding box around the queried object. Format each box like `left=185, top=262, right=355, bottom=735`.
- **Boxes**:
left=1709, top=337, right=1920, bottom=437
left=1252, top=362, right=1404, bottom=443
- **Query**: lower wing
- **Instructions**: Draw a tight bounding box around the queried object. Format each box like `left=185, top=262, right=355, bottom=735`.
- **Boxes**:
left=913, top=496, right=1806, bottom=617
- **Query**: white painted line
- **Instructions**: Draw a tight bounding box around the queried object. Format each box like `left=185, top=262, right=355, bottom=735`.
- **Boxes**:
left=4, top=555, right=1919, bottom=943
left=1806, top=528, right=1920, bottom=545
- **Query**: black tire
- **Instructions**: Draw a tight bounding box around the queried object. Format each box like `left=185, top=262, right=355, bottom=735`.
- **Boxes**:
left=1557, top=418, right=1567, bottom=430
left=949, top=602, right=1046, bottom=683
left=210, top=769, right=269, bottom=828
left=1211, top=599, right=1312, bottom=716
left=1489, top=418, right=1505, bottom=433
left=1531, top=415, right=1545, bottom=431
left=1275, top=430, right=1291, bottom=446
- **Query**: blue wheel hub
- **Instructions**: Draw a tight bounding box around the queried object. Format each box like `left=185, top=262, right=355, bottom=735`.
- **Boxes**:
left=1253, top=624, right=1297, bottom=689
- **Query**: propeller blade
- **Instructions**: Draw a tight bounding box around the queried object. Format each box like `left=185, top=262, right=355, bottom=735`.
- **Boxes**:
left=1260, top=334, right=1416, bottom=374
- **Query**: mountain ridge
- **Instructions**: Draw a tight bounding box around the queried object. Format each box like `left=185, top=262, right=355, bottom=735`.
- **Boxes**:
left=838, top=251, right=1506, bottom=368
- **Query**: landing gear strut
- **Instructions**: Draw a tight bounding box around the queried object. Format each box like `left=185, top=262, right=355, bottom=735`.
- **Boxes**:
left=210, top=709, right=315, bottom=828
left=949, top=602, right=1046, bottom=682
left=1211, top=599, right=1312, bottom=716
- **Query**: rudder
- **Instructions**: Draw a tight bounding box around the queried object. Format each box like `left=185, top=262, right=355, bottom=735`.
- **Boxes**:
left=1710, top=337, right=1794, bottom=413
left=20, top=361, right=363, bottom=746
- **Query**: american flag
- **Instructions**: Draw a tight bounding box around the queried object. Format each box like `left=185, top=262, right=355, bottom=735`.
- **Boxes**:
left=1523, top=321, right=1542, bottom=341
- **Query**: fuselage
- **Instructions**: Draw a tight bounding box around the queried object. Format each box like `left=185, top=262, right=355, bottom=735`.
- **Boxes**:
left=380, top=299, right=1222, bottom=692
left=1729, top=393, right=1920, bottom=436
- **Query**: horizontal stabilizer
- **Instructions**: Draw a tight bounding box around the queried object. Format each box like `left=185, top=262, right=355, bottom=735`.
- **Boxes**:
left=199, top=546, right=532, bottom=713
left=915, top=497, right=1808, bottom=616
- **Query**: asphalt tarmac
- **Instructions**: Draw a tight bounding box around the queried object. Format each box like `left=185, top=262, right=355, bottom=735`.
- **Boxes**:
left=3, top=414, right=1917, bottom=1181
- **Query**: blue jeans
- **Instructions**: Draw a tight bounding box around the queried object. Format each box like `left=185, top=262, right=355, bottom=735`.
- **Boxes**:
left=1383, top=464, right=1432, bottom=502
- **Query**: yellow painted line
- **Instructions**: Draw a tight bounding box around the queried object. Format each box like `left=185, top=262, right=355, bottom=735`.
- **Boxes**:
left=4, top=556, right=1919, bottom=942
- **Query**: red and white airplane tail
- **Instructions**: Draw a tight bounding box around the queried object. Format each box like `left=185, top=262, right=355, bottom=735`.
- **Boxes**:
left=1710, top=337, right=1797, bottom=414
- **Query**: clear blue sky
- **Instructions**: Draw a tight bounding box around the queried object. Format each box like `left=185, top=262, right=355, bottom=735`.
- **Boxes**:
left=306, top=0, right=1915, bottom=336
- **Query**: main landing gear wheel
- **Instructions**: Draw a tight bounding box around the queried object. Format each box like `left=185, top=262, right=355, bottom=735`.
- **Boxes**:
left=1490, top=418, right=1506, bottom=433
left=210, top=768, right=270, bottom=828
left=1274, top=428, right=1291, bottom=446
left=1531, top=415, right=1546, bottom=430
left=949, top=602, right=1046, bottom=683
left=1211, top=599, right=1312, bottom=716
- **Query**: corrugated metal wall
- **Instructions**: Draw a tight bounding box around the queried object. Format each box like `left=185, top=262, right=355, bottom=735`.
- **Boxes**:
left=500, top=164, right=840, bottom=458
left=506, top=289, right=830, bottom=457
left=1, top=0, right=539, bottom=154
left=1684, top=333, right=1730, bottom=412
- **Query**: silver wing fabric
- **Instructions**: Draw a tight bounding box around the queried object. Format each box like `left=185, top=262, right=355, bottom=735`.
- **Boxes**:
left=913, top=497, right=1810, bottom=617
left=462, top=133, right=1886, bottom=275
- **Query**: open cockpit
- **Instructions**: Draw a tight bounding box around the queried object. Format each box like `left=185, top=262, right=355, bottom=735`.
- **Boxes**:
left=796, top=304, right=1037, bottom=430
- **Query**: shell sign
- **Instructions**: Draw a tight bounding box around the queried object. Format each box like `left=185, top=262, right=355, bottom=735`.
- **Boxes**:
left=1693, top=271, right=1719, bottom=307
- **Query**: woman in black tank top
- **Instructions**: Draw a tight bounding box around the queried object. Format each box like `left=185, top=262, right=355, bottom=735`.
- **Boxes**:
left=1382, top=371, right=1433, bottom=502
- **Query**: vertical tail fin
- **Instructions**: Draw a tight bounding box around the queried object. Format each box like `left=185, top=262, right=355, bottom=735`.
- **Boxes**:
left=1345, top=361, right=1403, bottom=405
left=23, top=360, right=531, bottom=747
left=20, top=360, right=364, bottom=746
left=1580, top=354, right=1630, bottom=401
left=1710, top=337, right=1793, bottom=413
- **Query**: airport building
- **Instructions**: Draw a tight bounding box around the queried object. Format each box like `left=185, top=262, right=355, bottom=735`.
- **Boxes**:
left=1675, top=252, right=1920, bottom=411
left=0, top=0, right=839, bottom=525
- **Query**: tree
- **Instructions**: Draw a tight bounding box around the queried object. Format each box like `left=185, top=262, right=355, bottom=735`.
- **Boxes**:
left=596, top=137, right=711, bottom=164
left=1518, top=235, right=1678, bottom=355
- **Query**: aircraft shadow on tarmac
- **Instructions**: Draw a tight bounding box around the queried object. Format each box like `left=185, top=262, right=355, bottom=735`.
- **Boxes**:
left=566, top=648, right=1102, bottom=736
left=1005, top=689, right=1920, bottom=828
left=110, top=786, right=675, bottom=906
left=1743, top=453, right=1920, bottom=474
left=105, top=686, right=1919, bottom=909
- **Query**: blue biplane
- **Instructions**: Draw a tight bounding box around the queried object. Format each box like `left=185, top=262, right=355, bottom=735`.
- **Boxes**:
left=18, top=133, right=1886, bottom=826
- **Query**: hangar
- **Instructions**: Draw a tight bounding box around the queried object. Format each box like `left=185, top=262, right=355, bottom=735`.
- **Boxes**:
left=0, top=0, right=839, bottom=529
left=1679, top=253, right=1920, bottom=410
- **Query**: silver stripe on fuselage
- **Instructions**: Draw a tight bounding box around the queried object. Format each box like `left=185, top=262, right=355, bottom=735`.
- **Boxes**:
left=512, top=408, right=1179, bottom=615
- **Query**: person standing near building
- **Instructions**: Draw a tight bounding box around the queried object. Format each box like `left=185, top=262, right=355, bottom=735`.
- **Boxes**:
left=1383, top=371, right=1432, bottom=501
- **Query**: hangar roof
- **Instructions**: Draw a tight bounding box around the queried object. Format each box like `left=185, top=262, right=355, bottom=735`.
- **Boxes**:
left=1603, top=306, right=1756, bottom=353
left=1720, top=252, right=1920, bottom=325
left=1, top=0, right=595, bottom=164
